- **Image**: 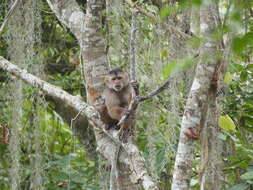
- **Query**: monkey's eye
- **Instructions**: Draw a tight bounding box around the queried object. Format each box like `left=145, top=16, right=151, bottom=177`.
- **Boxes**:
left=117, top=77, right=122, bottom=80
left=111, top=77, right=116, bottom=81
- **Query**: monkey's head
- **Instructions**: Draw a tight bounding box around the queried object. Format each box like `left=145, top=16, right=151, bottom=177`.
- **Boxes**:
left=105, top=68, right=129, bottom=92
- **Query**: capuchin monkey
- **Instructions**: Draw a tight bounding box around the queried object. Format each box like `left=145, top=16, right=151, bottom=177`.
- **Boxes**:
left=99, top=68, right=138, bottom=142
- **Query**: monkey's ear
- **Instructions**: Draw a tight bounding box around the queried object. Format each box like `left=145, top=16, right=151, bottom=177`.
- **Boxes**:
left=104, top=75, right=111, bottom=86
left=123, top=72, right=129, bottom=81
left=104, top=75, right=109, bottom=82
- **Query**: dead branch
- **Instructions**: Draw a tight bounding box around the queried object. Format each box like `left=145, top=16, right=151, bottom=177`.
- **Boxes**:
left=0, top=56, right=158, bottom=190
left=138, top=77, right=172, bottom=102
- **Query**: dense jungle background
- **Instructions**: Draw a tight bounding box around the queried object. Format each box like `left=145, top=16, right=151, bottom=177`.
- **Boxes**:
left=0, top=0, right=253, bottom=190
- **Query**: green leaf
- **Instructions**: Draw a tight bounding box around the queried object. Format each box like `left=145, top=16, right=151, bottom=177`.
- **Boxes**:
left=162, top=57, right=195, bottom=79
left=246, top=64, right=253, bottom=71
left=242, top=126, right=253, bottom=133
left=192, top=0, right=201, bottom=6
left=240, top=71, right=248, bottom=82
left=241, top=171, right=253, bottom=180
left=224, top=72, right=233, bottom=84
left=232, top=32, right=253, bottom=56
left=219, top=115, right=236, bottom=132
left=160, top=7, right=170, bottom=19
left=233, top=63, right=244, bottom=72
left=245, top=117, right=253, bottom=126
left=229, top=183, right=249, bottom=190
left=161, top=50, right=168, bottom=58
left=163, top=61, right=177, bottom=78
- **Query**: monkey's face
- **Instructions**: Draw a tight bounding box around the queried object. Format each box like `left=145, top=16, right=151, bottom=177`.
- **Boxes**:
left=105, top=72, right=129, bottom=92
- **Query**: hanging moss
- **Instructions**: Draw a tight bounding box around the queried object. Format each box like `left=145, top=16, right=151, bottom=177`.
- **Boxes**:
left=4, top=0, right=44, bottom=189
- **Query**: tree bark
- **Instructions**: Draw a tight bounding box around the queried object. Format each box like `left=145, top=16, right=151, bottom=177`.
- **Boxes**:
left=1, top=0, right=158, bottom=188
left=0, top=24, right=157, bottom=190
left=45, top=95, right=97, bottom=159
left=171, top=1, right=221, bottom=189
left=199, top=92, right=223, bottom=190
left=46, top=0, right=158, bottom=189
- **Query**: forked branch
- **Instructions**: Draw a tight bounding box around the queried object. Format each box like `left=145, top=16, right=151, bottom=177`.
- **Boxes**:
left=0, top=56, right=158, bottom=190
left=138, top=77, right=173, bottom=102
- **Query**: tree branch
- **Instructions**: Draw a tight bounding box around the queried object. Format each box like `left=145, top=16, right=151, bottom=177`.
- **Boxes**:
left=0, top=56, right=158, bottom=190
left=45, top=1, right=158, bottom=189
left=46, top=0, right=86, bottom=43
left=45, top=94, right=97, bottom=159
left=130, top=8, right=138, bottom=81
left=124, top=0, right=192, bottom=39
left=171, top=2, right=221, bottom=189
left=125, top=0, right=157, bottom=24
left=138, top=77, right=172, bottom=102
left=117, top=76, right=173, bottom=128
left=116, top=8, right=139, bottom=130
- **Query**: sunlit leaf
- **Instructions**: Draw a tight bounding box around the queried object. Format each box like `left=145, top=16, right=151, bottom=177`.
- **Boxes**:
left=163, top=61, right=177, bottom=78
left=160, top=7, right=170, bottom=19
left=224, top=72, right=233, bottom=84
left=241, top=171, right=253, bottom=180
left=229, top=183, right=249, bottom=190
left=219, top=115, right=236, bottom=132
left=161, top=50, right=168, bottom=58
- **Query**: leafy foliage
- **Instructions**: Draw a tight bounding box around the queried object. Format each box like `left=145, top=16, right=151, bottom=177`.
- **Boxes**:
left=0, top=0, right=253, bottom=189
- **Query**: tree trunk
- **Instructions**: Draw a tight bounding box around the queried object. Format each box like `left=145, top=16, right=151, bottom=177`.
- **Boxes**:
left=1, top=0, right=158, bottom=189
left=199, top=92, right=223, bottom=190
left=171, top=1, right=221, bottom=189
left=80, top=1, right=141, bottom=189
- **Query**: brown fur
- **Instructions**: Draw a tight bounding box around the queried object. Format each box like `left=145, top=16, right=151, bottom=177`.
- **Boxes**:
left=98, top=69, right=138, bottom=142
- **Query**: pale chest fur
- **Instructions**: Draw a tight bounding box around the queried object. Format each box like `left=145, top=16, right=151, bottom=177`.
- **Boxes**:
left=103, top=85, right=132, bottom=108
left=120, top=87, right=132, bottom=107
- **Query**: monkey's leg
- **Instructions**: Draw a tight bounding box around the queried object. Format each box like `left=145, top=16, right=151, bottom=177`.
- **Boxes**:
left=104, top=121, right=118, bottom=130
left=119, top=116, right=134, bottom=143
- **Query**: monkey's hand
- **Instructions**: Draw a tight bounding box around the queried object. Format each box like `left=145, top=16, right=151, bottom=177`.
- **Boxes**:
left=130, top=80, right=139, bottom=95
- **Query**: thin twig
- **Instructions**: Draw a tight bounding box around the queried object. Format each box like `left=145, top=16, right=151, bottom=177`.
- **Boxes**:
left=222, top=0, right=232, bottom=28
left=116, top=8, right=138, bottom=129
left=137, top=77, right=173, bottom=102
left=110, top=11, right=139, bottom=189
left=0, top=0, right=20, bottom=34
left=124, top=0, right=192, bottom=39
left=125, top=0, right=157, bottom=21
left=130, top=8, right=138, bottom=81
